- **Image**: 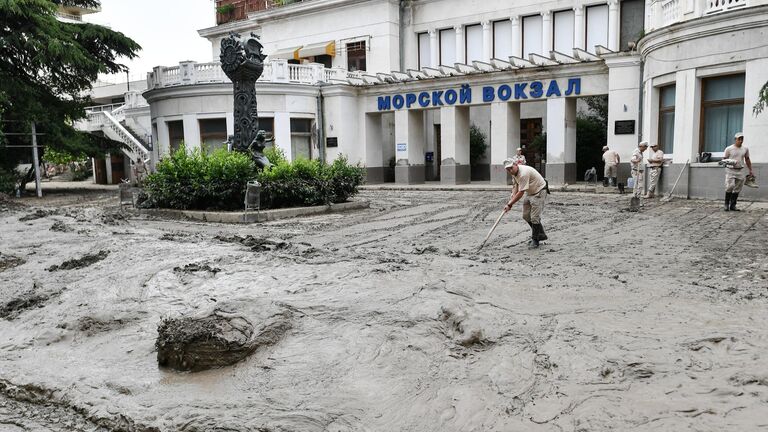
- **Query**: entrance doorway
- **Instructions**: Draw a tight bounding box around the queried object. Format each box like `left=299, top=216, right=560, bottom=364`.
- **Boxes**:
left=431, top=124, right=441, bottom=181
left=521, top=118, right=544, bottom=174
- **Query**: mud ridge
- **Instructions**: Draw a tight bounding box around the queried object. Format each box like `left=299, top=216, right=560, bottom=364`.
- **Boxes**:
left=156, top=309, right=292, bottom=371
left=215, top=234, right=289, bottom=252
left=0, top=283, right=60, bottom=320
left=49, top=220, right=73, bottom=232
left=0, top=253, right=25, bottom=272
left=173, top=263, right=221, bottom=275
left=18, top=209, right=55, bottom=222
left=46, top=250, right=109, bottom=271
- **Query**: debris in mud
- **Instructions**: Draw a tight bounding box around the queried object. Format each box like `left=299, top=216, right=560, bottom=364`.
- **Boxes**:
left=101, top=211, right=127, bottom=225
left=0, top=192, right=24, bottom=212
left=0, top=283, right=59, bottom=320
left=65, top=315, right=138, bottom=337
left=173, top=263, right=221, bottom=275
left=439, top=307, right=490, bottom=348
left=46, top=250, right=109, bottom=272
left=49, top=220, right=73, bottom=232
left=729, top=372, right=768, bottom=386
left=215, top=234, right=288, bottom=252
left=413, top=246, right=438, bottom=255
left=156, top=309, right=292, bottom=372
left=0, top=253, right=25, bottom=272
left=18, top=209, right=55, bottom=222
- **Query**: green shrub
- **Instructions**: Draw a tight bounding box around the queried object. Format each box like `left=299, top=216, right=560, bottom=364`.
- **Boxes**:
left=257, top=154, right=365, bottom=209
left=469, top=124, right=487, bottom=167
left=142, top=147, right=257, bottom=210
left=0, top=167, right=16, bottom=195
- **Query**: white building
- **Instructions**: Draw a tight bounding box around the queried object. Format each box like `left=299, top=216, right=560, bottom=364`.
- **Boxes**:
left=82, top=0, right=768, bottom=199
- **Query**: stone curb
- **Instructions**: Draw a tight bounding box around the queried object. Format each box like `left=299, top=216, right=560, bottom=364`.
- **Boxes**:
left=136, top=201, right=370, bottom=224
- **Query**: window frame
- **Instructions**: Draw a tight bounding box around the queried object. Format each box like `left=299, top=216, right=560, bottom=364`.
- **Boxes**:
left=585, top=3, right=609, bottom=53
left=521, top=14, right=542, bottom=57
left=658, top=85, right=675, bottom=155
left=492, top=19, right=512, bottom=60
left=417, top=32, right=430, bottom=69
left=464, top=23, right=483, bottom=64
left=346, top=40, right=366, bottom=72
left=552, top=9, right=575, bottom=54
left=698, top=74, right=745, bottom=154
left=439, top=27, right=456, bottom=66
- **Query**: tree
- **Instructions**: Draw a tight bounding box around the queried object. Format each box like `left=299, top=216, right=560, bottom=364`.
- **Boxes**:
left=753, top=81, right=768, bottom=116
left=0, top=0, right=140, bottom=193
left=576, top=95, right=608, bottom=179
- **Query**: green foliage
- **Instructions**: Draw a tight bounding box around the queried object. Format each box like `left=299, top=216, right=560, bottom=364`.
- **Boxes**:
left=753, top=81, right=768, bottom=116
left=0, top=167, right=17, bottom=195
left=43, top=147, right=86, bottom=165
left=216, top=3, right=235, bottom=14
left=263, top=146, right=287, bottom=165
left=257, top=154, right=365, bottom=209
left=576, top=95, right=608, bottom=178
left=0, top=0, right=140, bottom=171
left=469, top=124, right=487, bottom=166
left=142, top=147, right=257, bottom=211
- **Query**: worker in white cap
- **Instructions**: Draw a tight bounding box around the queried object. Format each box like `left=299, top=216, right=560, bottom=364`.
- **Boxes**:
left=630, top=141, right=648, bottom=198
left=502, top=158, right=549, bottom=248
left=602, top=146, right=620, bottom=186
left=511, top=148, right=527, bottom=166
left=723, top=132, right=753, bottom=211
left=644, top=143, right=664, bottom=198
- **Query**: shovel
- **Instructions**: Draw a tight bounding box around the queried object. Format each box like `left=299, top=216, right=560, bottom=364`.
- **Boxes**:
left=629, top=195, right=640, bottom=211
left=477, top=208, right=509, bottom=251
left=661, top=159, right=690, bottom=203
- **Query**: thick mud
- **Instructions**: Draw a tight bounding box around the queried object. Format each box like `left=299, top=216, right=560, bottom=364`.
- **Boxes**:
left=0, top=190, right=767, bottom=431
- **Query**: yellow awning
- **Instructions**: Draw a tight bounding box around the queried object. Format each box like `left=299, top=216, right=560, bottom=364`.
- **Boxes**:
left=297, top=41, right=336, bottom=58
left=269, top=46, right=302, bottom=60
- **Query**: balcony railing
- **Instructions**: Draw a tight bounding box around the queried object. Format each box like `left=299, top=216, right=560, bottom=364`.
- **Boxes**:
left=661, top=0, right=682, bottom=25
left=215, top=0, right=308, bottom=25
left=706, top=0, right=747, bottom=14
left=55, top=11, right=82, bottom=22
left=147, top=59, right=351, bottom=90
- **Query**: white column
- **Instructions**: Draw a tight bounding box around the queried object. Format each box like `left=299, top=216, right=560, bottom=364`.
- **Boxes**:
left=673, top=69, right=701, bottom=163
left=156, top=117, right=169, bottom=157
left=541, top=11, right=552, bottom=56
left=546, top=98, right=577, bottom=184
left=364, top=113, right=385, bottom=183
left=182, top=114, right=200, bottom=153
left=608, top=0, right=619, bottom=51
left=743, top=58, right=768, bottom=163
left=490, top=102, right=521, bottom=184
left=455, top=25, right=465, bottom=64
left=394, top=109, right=425, bottom=184
left=482, top=21, right=492, bottom=62
left=105, top=153, right=113, bottom=185
left=511, top=16, right=521, bottom=58
left=440, top=106, right=470, bottom=184
left=574, top=6, right=585, bottom=51
left=273, top=112, right=292, bottom=161
left=429, top=29, right=438, bottom=68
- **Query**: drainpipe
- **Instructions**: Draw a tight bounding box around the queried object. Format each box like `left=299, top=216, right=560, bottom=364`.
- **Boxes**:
left=316, top=85, right=326, bottom=164
left=399, top=0, right=408, bottom=71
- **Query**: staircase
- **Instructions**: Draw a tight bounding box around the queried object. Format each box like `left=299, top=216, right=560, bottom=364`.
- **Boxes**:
left=78, top=104, right=151, bottom=164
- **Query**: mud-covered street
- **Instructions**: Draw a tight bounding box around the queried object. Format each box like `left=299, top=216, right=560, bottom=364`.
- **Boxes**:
left=0, top=189, right=767, bottom=431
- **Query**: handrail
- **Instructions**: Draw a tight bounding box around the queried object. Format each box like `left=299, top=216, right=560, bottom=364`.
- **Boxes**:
left=101, top=111, right=150, bottom=160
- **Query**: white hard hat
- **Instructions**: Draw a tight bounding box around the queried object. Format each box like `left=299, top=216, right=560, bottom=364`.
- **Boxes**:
left=503, top=158, right=516, bottom=169
left=735, top=132, right=744, bottom=139
left=639, top=141, right=648, bottom=147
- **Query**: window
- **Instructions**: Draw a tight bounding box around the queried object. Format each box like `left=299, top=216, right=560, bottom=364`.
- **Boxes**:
left=553, top=10, right=574, bottom=54
left=418, top=32, right=430, bottom=68
left=167, top=120, right=184, bottom=154
left=291, top=118, right=312, bottom=160
left=493, top=19, right=512, bottom=59
left=522, top=15, right=542, bottom=57
left=439, top=28, right=456, bottom=66
left=701, top=74, right=745, bottom=153
left=658, top=86, right=676, bottom=154
left=346, top=41, right=366, bottom=72
left=199, top=118, right=227, bottom=153
left=465, top=24, right=483, bottom=63
left=586, top=4, right=608, bottom=53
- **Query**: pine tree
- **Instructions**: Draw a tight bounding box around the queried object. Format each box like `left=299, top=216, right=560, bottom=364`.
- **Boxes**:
left=0, top=0, right=140, bottom=192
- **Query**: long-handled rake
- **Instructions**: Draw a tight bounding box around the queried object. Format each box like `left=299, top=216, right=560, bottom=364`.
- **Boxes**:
left=477, top=208, right=508, bottom=251
left=661, top=159, right=689, bottom=203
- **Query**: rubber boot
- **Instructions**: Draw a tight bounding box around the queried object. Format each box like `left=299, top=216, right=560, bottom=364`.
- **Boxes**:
left=529, top=224, right=539, bottom=248
left=730, top=193, right=741, bottom=211
left=535, top=224, right=548, bottom=241
left=526, top=221, right=534, bottom=245
left=724, top=192, right=732, bottom=211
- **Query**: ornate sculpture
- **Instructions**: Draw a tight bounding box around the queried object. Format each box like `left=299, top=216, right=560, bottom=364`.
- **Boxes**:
left=220, top=32, right=271, bottom=168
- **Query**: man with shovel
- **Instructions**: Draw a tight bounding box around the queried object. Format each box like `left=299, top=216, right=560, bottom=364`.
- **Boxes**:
left=630, top=141, right=648, bottom=198
left=503, top=159, right=549, bottom=249
left=722, top=132, right=754, bottom=211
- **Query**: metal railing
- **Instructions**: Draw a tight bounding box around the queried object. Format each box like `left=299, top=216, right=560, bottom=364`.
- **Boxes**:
left=81, top=106, right=150, bottom=163
left=215, top=0, right=309, bottom=24
left=55, top=11, right=82, bottom=21
left=706, top=0, right=748, bottom=14
left=661, top=0, right=682, bottom=25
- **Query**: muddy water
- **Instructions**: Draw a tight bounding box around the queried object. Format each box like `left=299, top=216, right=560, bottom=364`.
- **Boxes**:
left=0, top=190, right=767, bottom=431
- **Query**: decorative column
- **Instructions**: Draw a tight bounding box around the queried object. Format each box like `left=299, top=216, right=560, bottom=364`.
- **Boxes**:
left=395, top=109, right=425, bottom=184
left=455, top=25, right=465, bottom=64
left=482, top=21, right=492, bottom=62
left=608, top=0, right=619, bottom=51
left=429, top=29, right=438, bottom=68
left=541, top=11, right=552, bottom=56
left=574, top=6, right=585, bottom=51
left=511, top=16, right=521, bottom=58
left=219, top=33, right=269, bottom=165
left=490, top=102, right=521, bottom=184
left=546, top=97, right=578, bottom=184
left=440, top=106, right=470, bottom=184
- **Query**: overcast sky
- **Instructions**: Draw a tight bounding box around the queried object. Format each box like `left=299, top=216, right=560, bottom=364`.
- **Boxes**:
left=85, top=0, right=215, bottom=82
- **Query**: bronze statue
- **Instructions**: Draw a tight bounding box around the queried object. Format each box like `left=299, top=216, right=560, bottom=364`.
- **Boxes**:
left=220, top=32, right=271, bottom=168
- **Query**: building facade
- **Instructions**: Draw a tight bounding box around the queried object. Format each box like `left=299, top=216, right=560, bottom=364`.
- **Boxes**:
left=91, top=0, right=768, bottom=199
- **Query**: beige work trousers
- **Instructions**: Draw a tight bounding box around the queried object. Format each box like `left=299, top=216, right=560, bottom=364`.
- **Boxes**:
left=604, top=163, right=618, bottom=178
left=522, top=188, right=547, bottom=225
left=632, top=168, right=644, bottom=198
left=725, top=176, right=745, bottom=193
left=647, top=167, right=661, bottom=195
